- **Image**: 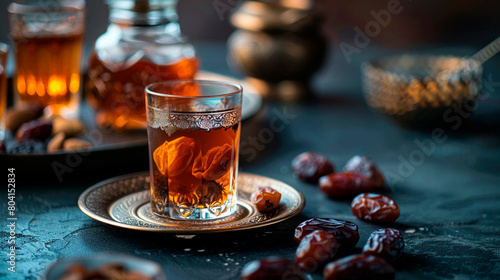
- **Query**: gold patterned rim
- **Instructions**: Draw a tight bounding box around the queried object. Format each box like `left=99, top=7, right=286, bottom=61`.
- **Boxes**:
left=78, top=172, right=305, bottom=233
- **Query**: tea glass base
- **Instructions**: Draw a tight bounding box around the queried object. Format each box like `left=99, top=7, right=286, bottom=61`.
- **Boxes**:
left=152, top=200, right=237, bottom=221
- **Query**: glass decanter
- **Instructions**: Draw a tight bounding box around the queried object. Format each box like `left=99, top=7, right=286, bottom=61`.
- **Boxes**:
left=86, top=0, right=198, bottom=130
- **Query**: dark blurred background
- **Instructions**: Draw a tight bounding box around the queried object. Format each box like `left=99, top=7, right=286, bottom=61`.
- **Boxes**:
left=0, top=0, right=237, bottom=48
left=315, top=0, right=500, bottom=49
left=1, top=0, right=500, bottom=95
left=1, top=0, right=500, bottom=50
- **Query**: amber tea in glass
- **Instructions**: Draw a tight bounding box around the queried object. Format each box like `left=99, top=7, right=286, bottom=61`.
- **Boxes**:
left=146, top=80, right=242, bottom=220
left=8, top=0, right=85, bottom=118
left=0, top=43, right=8, bottom=141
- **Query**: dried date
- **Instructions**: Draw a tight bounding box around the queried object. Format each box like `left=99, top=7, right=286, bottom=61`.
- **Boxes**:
left=351, top=193, right=400, bottom=223
left=295, top=230, right=339, bottom=271
left=323, top=254, right=395, bottom=280
left=16, top=120, right=53, bottom=142
left=363, top=228, right=404, bottom=262
left=193, top=144, right=232, bottom=181
left=344, top=156, right=385, bottom=188
left=240, top=257, right=305, bottom=280
left=294, top=218, right=359, bottom=247
left=52, top=116, right=85, bottom=137
left=251, top=186, right=282, bottom=212
left=153, top=136, right=196, bottom=176
left=201, top=143, right=232, bottom=181
left=292, top=152, right=334, bottom=183
left=5, top=104, right=44, bottom=132
left=47, top=132, right=65, bottom=153
left=319, top=173, right=373, bottom=198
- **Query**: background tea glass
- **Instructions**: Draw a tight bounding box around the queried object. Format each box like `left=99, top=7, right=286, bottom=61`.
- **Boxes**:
left=146, top=80, right=242, bottom=220
left=8, top=0, right=86, bottom=118
left=0, top=43, right=8, bottom=142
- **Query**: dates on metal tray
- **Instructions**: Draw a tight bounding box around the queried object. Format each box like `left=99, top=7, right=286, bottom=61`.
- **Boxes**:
left=294, top=218, right=359, bottom=247
left=251, top=186, right=282, bottom=212
left=323, top=254, right=395, bottom=280
left=16, top=120, right=53, bottom=142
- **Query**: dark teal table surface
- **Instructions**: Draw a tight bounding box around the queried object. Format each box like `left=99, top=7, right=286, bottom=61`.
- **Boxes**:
left=1, top=41, right=500, bottom=280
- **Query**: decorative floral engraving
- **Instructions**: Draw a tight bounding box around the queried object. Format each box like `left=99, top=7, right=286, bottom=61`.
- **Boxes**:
left=80, top=172, right=305, bottom=232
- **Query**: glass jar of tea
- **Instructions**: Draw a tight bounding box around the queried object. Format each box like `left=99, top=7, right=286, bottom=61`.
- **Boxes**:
left=86, top=0, right=198, bottom=130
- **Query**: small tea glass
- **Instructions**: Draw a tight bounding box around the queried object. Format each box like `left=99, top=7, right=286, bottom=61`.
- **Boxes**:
left=0, top=43, right=8, bottom=142
left=8, top=0, right=86, bottom=118
left=146, top=80, right=242, bottom=220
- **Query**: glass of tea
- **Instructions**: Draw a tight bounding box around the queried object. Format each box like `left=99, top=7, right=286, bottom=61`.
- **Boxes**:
left=8, top=0, right=86, bottom=118
left=0, top=43, right=8, bottom=142
left=146, top=80, right=242, bottom=220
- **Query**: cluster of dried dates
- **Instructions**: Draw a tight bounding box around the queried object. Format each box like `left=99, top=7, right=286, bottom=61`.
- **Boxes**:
left=292, top=152, right=400, bottom=224
left=241, top=152, right=406, bottom=279
left=292, top=152, right=385, bottom=198
left=1, top=104, right=90, bottom=154
left=241, top=218, right=405, bottom=280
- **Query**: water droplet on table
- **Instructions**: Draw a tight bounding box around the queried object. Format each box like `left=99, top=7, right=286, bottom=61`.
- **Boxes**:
left=176, top=235, right=196, bottom=239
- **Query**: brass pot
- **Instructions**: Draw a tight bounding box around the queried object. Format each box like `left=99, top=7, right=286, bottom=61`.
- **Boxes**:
left=228, top=0, right=327, bottom=101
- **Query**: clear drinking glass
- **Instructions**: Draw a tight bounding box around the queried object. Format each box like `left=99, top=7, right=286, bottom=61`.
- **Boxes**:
left=8, top=0, right=86, bottom=118
left=0, top=43, right=8, bottom=142
left=146, top=80, right=242, bottom=220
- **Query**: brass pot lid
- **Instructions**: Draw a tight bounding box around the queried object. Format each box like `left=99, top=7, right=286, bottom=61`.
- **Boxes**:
left=230, top=0, right=318, bottom=32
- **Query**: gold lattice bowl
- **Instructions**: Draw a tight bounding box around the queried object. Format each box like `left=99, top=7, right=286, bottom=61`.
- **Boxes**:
left=362, top=54, right=482, bottom=128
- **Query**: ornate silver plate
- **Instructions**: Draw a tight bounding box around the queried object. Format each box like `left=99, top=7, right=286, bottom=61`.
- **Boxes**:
left=78, top=172, right=305, bottom=233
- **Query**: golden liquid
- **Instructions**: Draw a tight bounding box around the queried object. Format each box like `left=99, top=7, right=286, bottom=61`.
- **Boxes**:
left=0, top=64, right=6, bottom=129
left=86, top=53, right=198, bottom=130
left=148, top=108, right=240, bottom=218
left=12, top=33, right=83, bottom=115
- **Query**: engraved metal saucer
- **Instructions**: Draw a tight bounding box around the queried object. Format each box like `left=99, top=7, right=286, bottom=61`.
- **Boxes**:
left=78, top=172, right=305, bottom=233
